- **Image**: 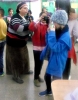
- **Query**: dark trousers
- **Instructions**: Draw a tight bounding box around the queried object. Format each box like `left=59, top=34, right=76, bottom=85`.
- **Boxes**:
left=6, top=45, right=30, bottom=76
left=0, top=41, right=5, bottom=74
left=33, top=50, right=43, bottom=80
left=44, top=73, right=61, bottom=92
left=63, top=58, right=71, bottom=79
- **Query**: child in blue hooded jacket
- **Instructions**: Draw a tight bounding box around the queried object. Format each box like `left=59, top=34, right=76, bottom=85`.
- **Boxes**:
left=39, top=10, right=72, bottom=96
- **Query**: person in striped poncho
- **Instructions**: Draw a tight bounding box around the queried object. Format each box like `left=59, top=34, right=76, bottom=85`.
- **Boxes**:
left=6, top=2, right=33, bottom=84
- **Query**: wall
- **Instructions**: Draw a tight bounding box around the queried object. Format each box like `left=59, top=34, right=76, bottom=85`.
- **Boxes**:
left=0, top=2, right=18, bottom=16
left=0, top=1, right=40, bottom=20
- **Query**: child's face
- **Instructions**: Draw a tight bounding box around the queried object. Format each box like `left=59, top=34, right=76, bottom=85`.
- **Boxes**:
left=9, top=10, right=13, bottom=16
left=41, top=13, right=47, bottom=24
left=54, top=22, right=61, bottom=29
left=43, top=8, right=47, bottom=14
left=69, top=12, right=76, bottom=20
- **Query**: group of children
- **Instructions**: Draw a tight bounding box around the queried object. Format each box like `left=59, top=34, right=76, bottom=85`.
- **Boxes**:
left=29, top=2, right=78, bottom=97
left=0, top=1, right=78, bottom=97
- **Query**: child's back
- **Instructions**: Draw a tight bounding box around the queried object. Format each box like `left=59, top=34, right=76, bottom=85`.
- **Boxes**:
left=68, top=19, right=78, bottom=38
left=0, top=8, right=7, bottom=76
left=0, top=18, right=7, bottom=40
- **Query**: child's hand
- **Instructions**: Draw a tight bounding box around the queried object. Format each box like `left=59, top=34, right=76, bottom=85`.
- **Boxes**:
left=36, top=17, right=42, bottom=23
left=48, top=22, right=55, bottom=32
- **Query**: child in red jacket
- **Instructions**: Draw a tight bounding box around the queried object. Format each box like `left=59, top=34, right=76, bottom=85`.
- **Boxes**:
left=29, top=12, right=49, bottom=87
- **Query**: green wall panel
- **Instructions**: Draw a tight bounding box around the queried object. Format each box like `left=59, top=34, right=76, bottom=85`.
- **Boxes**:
left=0, top=2, right=18, bottom=16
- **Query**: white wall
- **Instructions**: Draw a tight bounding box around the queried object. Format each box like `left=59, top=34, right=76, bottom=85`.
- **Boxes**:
left=30, top=0, right=41, bottom=21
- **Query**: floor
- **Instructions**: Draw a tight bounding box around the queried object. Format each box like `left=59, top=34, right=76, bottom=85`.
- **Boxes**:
left=0, top=42, right=78, bottom=100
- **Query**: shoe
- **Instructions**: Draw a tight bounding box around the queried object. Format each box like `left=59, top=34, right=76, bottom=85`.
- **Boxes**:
left=12, top=77, right=24, bottom=84
left=34, top=79, right=40, bottom=87
left=0, top=72, right=4, bottom=76
left=38, top=77, right=44, bottom=82
left=39, top=90, right=52, bottom=96
left=26, top=70, right=33, bottom=75
left=69, top=75, right=71, bottom=80
left=0, top=68, right=4, bottom=76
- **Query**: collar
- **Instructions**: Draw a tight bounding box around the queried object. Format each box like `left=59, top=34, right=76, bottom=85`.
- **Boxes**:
left=40, top=22, right=47, bottom=25
left=55, top=25, right=69, bottom=40
left=61, top=25, right=69, bottom=34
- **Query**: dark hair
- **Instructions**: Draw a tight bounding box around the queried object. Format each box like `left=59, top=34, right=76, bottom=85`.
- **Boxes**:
left=70, top=8, right=75, bottom=13
left=39, top=12, right=45, bottom=17
left=43, top=16, right=49, bottom=24
left=28, top=10, right=32, bottom=14
left=0, top=8, right=4, bottom=17
left=16, top=2, right=26, bottom=13
left=55, top=0, right=71, bottom=16
left=8, top=8, right=13, bottom=12
left=42, top=8, right=47, bottom=12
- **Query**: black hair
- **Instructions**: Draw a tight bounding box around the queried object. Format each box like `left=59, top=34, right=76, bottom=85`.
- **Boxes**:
left=8, top=8, right=13, bottom=12
left=28, top=10, right=32, bottom=14
left=42, top=8, right=47, bottom=12
left=0, top=8, right=4, bottom=17
left=39, top=12, right=45, bottom=17
left=43, top=16, right=50, bottom=24
left=70, top=8, right=75, bottom=13
left=16, top=2, right=26, bottom=13
left=55, top=0, right=71, bottom=16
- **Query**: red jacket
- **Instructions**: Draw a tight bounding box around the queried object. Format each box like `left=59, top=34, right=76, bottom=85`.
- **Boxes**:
left=68, top=37, right=77, bottom=65
left=29, top=21, right=48, bottom=47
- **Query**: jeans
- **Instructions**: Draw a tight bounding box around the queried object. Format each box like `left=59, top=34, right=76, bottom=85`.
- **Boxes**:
left=0, top=41, right=5, bottom=74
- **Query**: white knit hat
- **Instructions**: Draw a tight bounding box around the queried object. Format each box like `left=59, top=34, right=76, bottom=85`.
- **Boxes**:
left=51, top=10, right=68, bottom=25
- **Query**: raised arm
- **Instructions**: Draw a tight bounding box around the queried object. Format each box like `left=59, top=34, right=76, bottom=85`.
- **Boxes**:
left=48, top=31, right=69, bottom=53
left=72, top=20, right=78, bottom=38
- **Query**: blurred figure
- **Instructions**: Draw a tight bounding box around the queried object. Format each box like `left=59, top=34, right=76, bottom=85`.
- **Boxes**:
left=6, top=8, right=13, bottom=26
left=69, top=8, right=76, bottom=20
left=67, top=8, right=78, bottom=64
left=39, top=8, right=48, bottom=17
left=55, top=0, right=71, bottom=15
left=0, top=8, right=7, bottom=76
left=25, top=10, right=34, bottom=41
left=29, top=12, right=49, bottom=87
left=6, top=2, right=33, bottom=84
left=25, top=10, right=34, bottom=22
left=55, top=0, right=77, bottom=79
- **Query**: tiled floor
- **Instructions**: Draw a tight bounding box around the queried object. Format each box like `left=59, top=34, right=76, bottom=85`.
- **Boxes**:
left=0, top=42, right=78, bottom=100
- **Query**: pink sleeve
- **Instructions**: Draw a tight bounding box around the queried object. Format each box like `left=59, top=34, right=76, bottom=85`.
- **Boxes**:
left=72, top=20, right=78, bottom=38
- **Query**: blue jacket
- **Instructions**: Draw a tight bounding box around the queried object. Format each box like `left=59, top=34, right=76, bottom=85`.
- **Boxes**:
left=40, top=28, right=72, bottom=77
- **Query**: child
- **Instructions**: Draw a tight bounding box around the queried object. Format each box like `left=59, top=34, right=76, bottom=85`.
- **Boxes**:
left=55, top=0, right=78, bottom=80
left=0, top=8, right=7, bottom=76
left=63, top=8, right=78, bottom=79
left=6, top=8, right=13, bottom=26
left=25, top=10, right=34, bottom=41
left=39, top=10, right=72, bottom=96
left=29, top=12, right=49, bottom=87
left=25, top=10, right=34, bottom=22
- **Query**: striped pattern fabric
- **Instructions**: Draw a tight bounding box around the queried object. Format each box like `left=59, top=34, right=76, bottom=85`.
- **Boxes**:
left=8, top=13, right=29, bottom=39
